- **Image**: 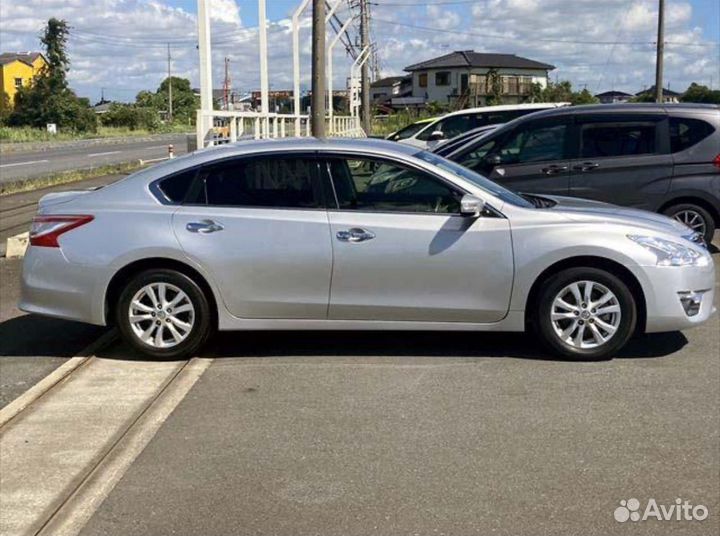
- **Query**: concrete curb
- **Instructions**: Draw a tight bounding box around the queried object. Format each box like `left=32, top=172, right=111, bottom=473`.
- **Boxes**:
left=37, top=357, right=213, bottom=536
left=0, top=330, right=117, bottom=429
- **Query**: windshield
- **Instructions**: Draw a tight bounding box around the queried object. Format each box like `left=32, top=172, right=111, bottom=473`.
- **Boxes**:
left=389, top=121, right=432, bottom=141
left=415, top=150, right=533, bottom=208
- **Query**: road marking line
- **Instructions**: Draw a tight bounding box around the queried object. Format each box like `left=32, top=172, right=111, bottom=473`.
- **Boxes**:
left=38, top=357, right=213, bottom=536
left=0, top=330, right=117, bottom=428
left=87, top=151, right=121, bottom=157
left=0, top=159, right=49, bottom=168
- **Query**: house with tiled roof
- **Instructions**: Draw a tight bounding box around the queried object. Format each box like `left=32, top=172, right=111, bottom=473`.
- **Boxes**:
left=404, top=50, right=555, bottom=106
left=0, top=52, right=47, bottom=103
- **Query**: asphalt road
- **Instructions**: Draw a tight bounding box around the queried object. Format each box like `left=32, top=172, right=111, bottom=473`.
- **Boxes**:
left=0, top=134, right=188, bottom=183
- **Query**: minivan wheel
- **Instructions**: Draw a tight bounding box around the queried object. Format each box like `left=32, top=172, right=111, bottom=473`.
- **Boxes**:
left=117, top=269, right=212, bottom=359
left=663, top=203, right=715, bottom=244
left=534, top=268, right=636, bottom=360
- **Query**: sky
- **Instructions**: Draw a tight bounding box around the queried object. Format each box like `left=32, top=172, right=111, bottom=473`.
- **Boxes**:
left=0, top=0, right=718, bottom=104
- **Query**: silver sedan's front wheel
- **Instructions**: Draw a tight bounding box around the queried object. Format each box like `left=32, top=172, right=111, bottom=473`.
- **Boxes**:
left=551, top=281, right=622, bottom=350
left=536, top=268, right=637, bottom=360
left=117, top=269, right=212, bottom=359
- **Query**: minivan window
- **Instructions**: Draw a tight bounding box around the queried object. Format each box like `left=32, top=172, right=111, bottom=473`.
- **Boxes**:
left=669, top=117, right=716, bottom=153
left=500, top=123, right=568, bottom=163
left=327, top=157, right=462, bottom=214
left=198, top=157, right=322, bottom=209
left=581, top=122, right=657, bottom=158
left=157, top=169, right=196, bottom=203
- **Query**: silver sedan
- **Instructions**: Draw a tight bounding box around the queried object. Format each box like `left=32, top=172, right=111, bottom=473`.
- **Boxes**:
left=20, top=138, right=716, bottom=360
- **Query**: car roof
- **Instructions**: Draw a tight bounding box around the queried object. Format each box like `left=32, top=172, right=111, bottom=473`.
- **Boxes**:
left=440, top=102, right=570, bottom=118
left=509, top=102, right=720, bottom=120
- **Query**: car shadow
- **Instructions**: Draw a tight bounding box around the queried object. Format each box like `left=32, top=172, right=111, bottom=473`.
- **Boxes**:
left=0, top=314, right=105, bottom=358
left=0, top=313, right=687, bottom=363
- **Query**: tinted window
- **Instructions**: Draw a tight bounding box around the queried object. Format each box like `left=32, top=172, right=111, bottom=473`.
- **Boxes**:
left=198, top=157, right=322, bottom=208
left=477, top=109, right=530, bottom=127
left=389, top=121, right=431, bottom=141
left=669, top=117, right=715, bottom=153
left=327, top=157, right=461, bottom=214
left=158, top=169, right=196, bottom=203
left=500, top=123, right=568, bottom=163
left=418, top=114, right=474, bottom=141
left=581, top=122, right=656, bottom=158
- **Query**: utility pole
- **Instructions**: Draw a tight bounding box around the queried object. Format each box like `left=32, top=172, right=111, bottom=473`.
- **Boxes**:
left=311, top=0, right=326, bottom=137
left=360, top=0, right=371, bottom=134
left=196, top=0, right=213, bottom=148
left=654, top=0, right=665, bottom=103
left=167, top=43, right=173, bottom=122
left=223, top=57, right=231, bottom=110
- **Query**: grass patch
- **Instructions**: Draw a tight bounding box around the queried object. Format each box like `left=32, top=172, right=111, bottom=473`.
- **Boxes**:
left=0, top=161, right=145, bottom=196
left=371, top=111, right=437, bottom=137
left=0, top=124, right=191, bottom=144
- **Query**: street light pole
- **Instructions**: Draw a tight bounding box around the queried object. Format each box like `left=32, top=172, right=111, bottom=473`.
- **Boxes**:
left=311, top=0, right=326, bottom=137
left=196, top=0, right=213, bottom=148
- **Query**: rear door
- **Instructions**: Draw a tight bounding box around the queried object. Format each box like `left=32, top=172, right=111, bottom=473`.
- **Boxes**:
left=172, top=154, right=333, bottom=319
left=453, top=116, right=572, bottom=195
left=568, top=113, right=672, bottom=209
left=321, top=153, right=514, bottom=323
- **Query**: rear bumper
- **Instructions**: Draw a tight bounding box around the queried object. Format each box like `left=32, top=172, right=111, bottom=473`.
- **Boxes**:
left=19, top=246, right=107, bottom=326
left=631, top=261, right=716, bottom=333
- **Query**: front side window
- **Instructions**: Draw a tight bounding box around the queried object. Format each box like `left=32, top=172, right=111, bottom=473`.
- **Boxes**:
left=499, top=123, right=568, bottom=164
left=196, top=157, right=323, bottom=209
left=417, top=114, right=474, bottom=141
left=580, top=121, right=657, bottom=158
left=327, top=157, right=461, bottom=214
left=435, top=71, right=450, bottom=86
left=669, top=117, right=715, bottom=153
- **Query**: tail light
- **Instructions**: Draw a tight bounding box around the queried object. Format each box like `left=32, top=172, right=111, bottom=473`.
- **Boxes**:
left=30, top=215, right=94, bottom=247
left=713, top=154, right=720, bottom=168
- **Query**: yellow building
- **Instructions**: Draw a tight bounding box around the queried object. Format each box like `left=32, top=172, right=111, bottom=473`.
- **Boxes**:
left=0, top=52, right=48, bottom=104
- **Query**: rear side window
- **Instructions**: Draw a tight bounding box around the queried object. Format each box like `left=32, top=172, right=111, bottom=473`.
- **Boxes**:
left=581, top=122, right=657, bottom=158
left=196, top=157, right=323, bottom=209
left=669, top=117, right=716, bottom=153
left=157, top=169, right=196, bottom=203
left=417, top=114, right=475, bottom=141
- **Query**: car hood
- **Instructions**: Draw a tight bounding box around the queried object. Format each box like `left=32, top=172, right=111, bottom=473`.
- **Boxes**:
left=541, top=195, right=692, bottom=237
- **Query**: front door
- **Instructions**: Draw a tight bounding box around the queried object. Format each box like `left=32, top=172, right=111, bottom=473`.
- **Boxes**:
left=569, top=114, right=673, bottom=209
left=454, top=117, right=572, bottom=196
left=172, top=155, right=333, bottom=319
left=322, top=155, right=514, bottom=323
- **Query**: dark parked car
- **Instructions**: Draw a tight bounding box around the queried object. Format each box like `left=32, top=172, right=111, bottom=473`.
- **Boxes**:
left=441, top=103, right=720, bottom=243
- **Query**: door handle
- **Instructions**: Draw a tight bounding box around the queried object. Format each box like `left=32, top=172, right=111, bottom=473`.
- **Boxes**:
left=572, top=162, right=600, bottom=172
left=336, top=227, right=375, bottom=243
left=186, top=219, right=224, bottom=234
left=541, top=165, right=569, bottom=175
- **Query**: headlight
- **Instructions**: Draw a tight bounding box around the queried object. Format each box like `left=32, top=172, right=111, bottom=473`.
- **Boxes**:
left=628, top=235, right=708, bottom=267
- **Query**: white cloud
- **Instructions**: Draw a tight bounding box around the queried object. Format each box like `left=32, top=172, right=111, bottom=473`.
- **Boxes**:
left=0, top=0, right=716, bottom=104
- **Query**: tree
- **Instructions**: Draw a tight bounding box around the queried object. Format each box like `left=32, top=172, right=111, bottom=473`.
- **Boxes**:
left=484, top=69, right=504, bottom=106
left=0, top=91, right=10, bottom=125
left=531, top=80, right=599, bottom=105
left=571, top=88, right=599, bottom=105
left=681, top=83, right=720, bottom=104
left=9, top=18, right=96, bottom=132
left=100, top=103, right=159, bottom=130
left=135, top=77, right=198, bottom=123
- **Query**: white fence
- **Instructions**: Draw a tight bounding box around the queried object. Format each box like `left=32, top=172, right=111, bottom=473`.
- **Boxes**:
left=196, top=111, right=365, bottom=148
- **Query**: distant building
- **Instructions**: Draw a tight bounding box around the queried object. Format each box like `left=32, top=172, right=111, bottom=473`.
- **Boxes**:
left=636, top=86, right=681, bottom=103
left=370, top=75, right=411, bottom=101
left=595, top=90, right=633, bottom=104
left=0, top=51, right=47, bottom=103
left=404, top=50, right=555, bottom=106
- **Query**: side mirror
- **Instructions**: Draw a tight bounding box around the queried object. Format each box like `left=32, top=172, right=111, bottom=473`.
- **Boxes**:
left=428, top=130, right=445, bottom=142
left=460, top=194, right=485, bottom=217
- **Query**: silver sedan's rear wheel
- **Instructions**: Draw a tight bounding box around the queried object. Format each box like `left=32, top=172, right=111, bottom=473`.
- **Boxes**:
left=535, top=268, right=637, bottom=360
left=128, top=283, right=196, bottom=349
left=117, top=269, right=212, bottom=359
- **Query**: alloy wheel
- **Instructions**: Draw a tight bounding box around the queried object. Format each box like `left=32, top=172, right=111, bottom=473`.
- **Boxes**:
left=128, top=282, right=195, bottom=348
left=673, top=209, right=707, bottom=236
left=551, top=280, right=622, bottom=349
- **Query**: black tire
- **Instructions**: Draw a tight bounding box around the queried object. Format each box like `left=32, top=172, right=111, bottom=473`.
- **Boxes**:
left=116, top=269, right=212, bottom=359
left=533, top=267, right=637, bottom=361
left=662, top=203, right=715, bottom=245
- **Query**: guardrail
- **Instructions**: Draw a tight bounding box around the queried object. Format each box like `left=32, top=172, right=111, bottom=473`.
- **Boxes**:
left=196, top=111, right=365, bottom=148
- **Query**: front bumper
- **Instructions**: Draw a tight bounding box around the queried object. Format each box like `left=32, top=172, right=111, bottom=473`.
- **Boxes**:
left=19, top=246, right=107, bottom=326
left=631, top=261, right=717, bottom=333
